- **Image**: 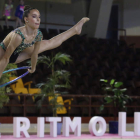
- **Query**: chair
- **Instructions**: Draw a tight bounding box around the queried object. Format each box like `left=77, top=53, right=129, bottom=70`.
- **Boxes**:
left=48, top=95, right=73, bottom=114
left=9, top=77, right=41, bottom=95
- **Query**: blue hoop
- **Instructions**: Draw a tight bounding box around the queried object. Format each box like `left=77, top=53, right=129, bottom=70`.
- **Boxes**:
left=0, top=66, right=30, bottom=88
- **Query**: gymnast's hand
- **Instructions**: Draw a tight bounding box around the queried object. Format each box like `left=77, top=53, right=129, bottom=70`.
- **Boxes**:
left=28, top=67, right=35, bottom=73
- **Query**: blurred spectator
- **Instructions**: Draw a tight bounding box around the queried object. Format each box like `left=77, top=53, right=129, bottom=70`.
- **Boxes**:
left=2, top=0, right=13, bottom=29
left=15, top=0, right=24, bottom=28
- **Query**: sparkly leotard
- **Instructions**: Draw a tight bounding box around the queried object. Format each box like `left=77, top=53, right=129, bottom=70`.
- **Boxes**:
left=0, top=28, right=43, bottom=63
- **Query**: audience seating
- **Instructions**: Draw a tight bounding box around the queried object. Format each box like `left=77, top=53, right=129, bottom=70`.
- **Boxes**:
left=0, top=25, right=139, bottom=117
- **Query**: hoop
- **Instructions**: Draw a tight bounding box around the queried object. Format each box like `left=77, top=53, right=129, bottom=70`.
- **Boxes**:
left=0, top=66, right=30, bottom=88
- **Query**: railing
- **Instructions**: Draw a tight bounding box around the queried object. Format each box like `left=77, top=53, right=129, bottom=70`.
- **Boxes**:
left=109, top=28, right=127, bottom=40
left=3, top=94, right=140, bottom=117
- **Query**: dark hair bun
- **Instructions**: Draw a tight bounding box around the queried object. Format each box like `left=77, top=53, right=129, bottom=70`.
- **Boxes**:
left=24, top=5, right=31, bottom=11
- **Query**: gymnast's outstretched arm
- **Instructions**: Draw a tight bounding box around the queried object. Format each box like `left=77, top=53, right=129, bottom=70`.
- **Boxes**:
left=28, top=41, right=41, bottom=73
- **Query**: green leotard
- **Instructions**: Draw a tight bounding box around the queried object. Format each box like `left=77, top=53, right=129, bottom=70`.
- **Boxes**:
left=0, top=28, right=43, bottom=63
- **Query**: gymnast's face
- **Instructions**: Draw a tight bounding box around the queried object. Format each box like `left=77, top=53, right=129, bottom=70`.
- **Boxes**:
left=25, top=9, right=41, bottom=29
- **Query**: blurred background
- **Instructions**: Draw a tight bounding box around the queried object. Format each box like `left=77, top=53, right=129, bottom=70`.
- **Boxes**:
left=0, top=0, right=140, bottom=119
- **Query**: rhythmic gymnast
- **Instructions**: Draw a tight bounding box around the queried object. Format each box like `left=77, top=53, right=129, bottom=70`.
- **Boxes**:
left=0, top=5, right=90, bottom=78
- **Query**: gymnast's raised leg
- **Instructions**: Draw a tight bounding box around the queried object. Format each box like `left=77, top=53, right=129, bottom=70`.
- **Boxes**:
left=15, top=17, right=89, bottom=64
left=39, top=17, right=89, bottom=54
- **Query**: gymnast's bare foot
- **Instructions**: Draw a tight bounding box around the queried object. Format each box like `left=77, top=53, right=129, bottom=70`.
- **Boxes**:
left=75, top=17, right=90, bottom=35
